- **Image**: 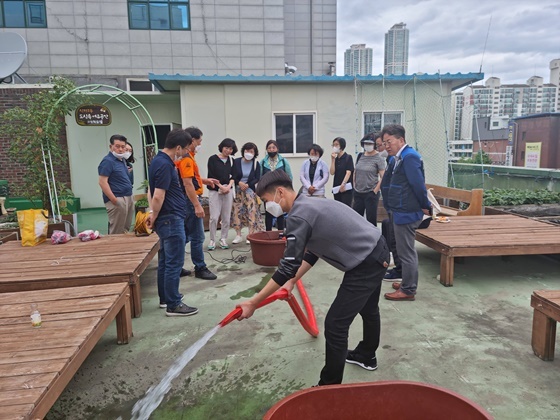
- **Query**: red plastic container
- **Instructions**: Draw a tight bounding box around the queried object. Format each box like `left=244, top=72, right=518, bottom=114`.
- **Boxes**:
left=247, top=231, right=286, bottom=266
left=264, top=381, right=493, bottom=420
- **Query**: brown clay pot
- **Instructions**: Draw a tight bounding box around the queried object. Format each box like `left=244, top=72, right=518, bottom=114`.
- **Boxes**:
left=247, top=230, right=286, bottom=266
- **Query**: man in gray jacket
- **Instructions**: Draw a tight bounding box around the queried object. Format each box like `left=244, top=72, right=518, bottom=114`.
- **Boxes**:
left=237, top=170, right=389, bottom=386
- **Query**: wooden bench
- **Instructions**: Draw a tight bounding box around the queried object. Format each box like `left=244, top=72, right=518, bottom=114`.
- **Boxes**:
left=426, top=184, right=483, bottom=216
left=415, top=214, right=560, bottom=287
left=0, top=234, right=159, bottom=318
left=531, top=290, right=560, bottom=361
left=0, top=283, right=132, bottom=419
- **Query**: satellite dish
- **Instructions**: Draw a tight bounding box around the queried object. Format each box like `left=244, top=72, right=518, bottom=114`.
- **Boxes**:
left=0, top=32, right=28, bottom=80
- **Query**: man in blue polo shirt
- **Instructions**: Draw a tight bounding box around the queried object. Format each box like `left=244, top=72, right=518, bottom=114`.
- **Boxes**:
left=98, top=134, right=134, bottom=234
left=146, top=129, right=199, bottom=317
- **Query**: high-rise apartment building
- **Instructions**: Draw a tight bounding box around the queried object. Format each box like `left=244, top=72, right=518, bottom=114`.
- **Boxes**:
left=2, top=0, right=337, bottom=89
left=344, top=44, right=373, bottom=76
left=449, top=59, right=560, bottom=163
left=384, top=22, right=409, bottom=76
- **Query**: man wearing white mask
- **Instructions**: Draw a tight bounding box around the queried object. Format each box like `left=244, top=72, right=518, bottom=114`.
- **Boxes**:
left=237, top=170, right=390, bottom=386
left=98, top=134, right=134, bottom=234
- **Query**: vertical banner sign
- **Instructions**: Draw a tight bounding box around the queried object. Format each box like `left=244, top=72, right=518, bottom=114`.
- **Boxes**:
left=525, top=142, right=541, bottom=168
left=75, top=104, right=112, bottom=126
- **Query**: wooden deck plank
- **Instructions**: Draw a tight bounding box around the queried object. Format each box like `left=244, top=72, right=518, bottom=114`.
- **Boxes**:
left=0, top=283, right=127, bottom=305
left=0, top=373, right=57, bottom=392
left=416, top=214, right=560, bottom=286
left=0, top=296, right=119, bottom=318
left=0, top=309, right=107, bottom=326
left=0, top=404, right=35, bottom=420
left=0, top=347, right=77, bottom=366
left=0, top=360, right=68, bottom=377
left=0, top=388, right=46, bottom=406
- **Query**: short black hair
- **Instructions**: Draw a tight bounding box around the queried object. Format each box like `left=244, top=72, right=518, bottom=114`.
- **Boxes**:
left=256, top=170, right=293, bottom=197
left=164, top=128, right=192, bottom=149
left=333, top=137, right=346, bottom=150
left=308, top=144, right=324, bottom=157
left=381, top=124, right=406, bottom=140
left=360, top=132, right=378, bottom=147
left=241, top=142, right=259, bottom=159
left=185, top=126, right=203, bottom=140
left=266, top=139, right=279, bottom=150
left=110, top=134, right=127, bottom=145
left=218, top=138, right=238, bottom=155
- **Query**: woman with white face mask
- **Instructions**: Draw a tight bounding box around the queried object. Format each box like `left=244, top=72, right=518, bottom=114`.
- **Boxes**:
left=300, top=144, right=329, bottom=197
left=329, top=137, right=354, bottom=207
left=352, top=133, right=387, bottom=226
left=231, top=142, right=265, bottom=244
left=124, top=142, right=135, bottom=185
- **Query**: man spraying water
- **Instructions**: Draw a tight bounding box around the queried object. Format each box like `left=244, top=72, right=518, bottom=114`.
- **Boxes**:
left=237, top=170, right=390, bottom=386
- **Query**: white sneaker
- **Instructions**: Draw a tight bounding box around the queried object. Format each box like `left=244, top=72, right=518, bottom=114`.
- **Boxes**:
left=232, top=235, right=242, bottom=244
left=219, top=238, right=229, bottom=249
left=208, top=240, right=215, bottom=250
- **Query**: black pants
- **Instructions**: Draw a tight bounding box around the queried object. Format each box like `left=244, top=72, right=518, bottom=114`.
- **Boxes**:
left=352, top=190, right=381, bottom=226
left=382, top=215, right=402, bottom=274
left=319, top=236, right=389, bottom=385
left=334, top=190, right=353, bottom=207
left=265, top=211, right=285, bottom=231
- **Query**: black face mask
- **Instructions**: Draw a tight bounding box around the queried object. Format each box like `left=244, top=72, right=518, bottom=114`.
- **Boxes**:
left=268, top=151, right=278, bottom=158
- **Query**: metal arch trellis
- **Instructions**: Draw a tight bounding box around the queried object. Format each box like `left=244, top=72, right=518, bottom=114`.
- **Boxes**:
left=44, top=83, right=158, bottom=222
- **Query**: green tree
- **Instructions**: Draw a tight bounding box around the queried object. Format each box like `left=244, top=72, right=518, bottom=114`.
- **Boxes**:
left=0, top=77, right=84, bottom=213
left=459, top=150, right=493, bottom=165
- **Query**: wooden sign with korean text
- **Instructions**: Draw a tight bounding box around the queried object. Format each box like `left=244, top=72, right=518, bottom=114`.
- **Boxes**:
left=75, top=104, right=112, bottom=126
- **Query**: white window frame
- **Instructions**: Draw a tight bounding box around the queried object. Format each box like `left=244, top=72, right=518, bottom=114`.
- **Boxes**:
left=126, top=78, right=157, bottom=93
left=362, top=110, right=405, bottom=136
left=272, top=111, right=317, bottom=156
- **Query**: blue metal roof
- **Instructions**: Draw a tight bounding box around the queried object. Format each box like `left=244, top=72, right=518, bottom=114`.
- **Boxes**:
left=513, top=112, right=560, bottom=121
left=148, top=72, right=484, bottom=92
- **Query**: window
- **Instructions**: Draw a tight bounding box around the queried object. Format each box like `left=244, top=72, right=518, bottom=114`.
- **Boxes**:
left=274, top=113, right=315, bottom=154
left=128, top=0, right=190, bottom=30
left=0, top=0, right=46, bottom=27
left=363, top=111, right=403, bottom=134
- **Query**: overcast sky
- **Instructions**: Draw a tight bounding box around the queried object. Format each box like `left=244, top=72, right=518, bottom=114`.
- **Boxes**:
left=336, top=0, right=560, bottom=84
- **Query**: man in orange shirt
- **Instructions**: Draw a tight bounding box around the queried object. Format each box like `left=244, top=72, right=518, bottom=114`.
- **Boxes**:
left=176, top=127, right=218, bottom=280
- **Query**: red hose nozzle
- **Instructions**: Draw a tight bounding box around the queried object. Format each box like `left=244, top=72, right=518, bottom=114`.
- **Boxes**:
left=218, top=288, right=289, bottom=327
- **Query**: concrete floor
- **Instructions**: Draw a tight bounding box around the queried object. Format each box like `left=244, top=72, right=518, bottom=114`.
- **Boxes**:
left=45, top=222, right=560, bottom=420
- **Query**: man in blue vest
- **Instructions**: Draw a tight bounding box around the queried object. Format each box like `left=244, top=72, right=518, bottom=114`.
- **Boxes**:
left=380, top=124, right=431, bottom=301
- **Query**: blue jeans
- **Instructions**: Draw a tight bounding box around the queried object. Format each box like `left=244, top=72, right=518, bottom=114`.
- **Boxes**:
left=184, top=198, right=207, bottom=271
left=155, top=214, right=186, bottom=309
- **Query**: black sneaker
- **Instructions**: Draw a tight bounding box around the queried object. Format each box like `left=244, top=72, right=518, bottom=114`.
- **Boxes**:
left=345, top=350, right=378, bottom=371
left=195, top=268, right=217, bottom=280
left=165, top=302, right=198, bottom=317
left=180, top=268, right=192, bottom=277
left=383, top=269, right=402, bottom=282
left=159, top=294, right=184, bottom=309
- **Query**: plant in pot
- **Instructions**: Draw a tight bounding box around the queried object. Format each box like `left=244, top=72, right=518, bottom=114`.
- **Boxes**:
left=0, top=77, right=85, bottom=217
left=134, top=180, right=150, bottom=213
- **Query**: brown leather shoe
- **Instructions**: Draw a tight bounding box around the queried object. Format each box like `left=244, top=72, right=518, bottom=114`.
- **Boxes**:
left=392, top=282, right=401, bottom=290
left=384, top=289, right=415, bottom=301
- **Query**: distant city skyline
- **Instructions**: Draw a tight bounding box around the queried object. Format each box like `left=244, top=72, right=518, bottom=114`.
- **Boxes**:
left=384, top=22, right=409, bottom=76
left=336, top=0, right=559, bottom=84
left=344, top=44, right=373, bottom=75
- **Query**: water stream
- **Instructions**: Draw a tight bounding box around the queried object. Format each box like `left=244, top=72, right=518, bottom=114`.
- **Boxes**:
left=129, top=325, right=221, bottom=420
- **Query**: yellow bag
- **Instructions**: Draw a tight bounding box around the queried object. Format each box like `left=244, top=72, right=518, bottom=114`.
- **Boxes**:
left=134, top=211, right=152, bottom=236
left=17, top=209, right=49, bottom=247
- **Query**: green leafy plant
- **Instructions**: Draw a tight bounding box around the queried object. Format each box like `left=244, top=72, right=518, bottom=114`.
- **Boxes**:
left=0, top=77, right=85, bottom=213
left=458, top=150, right=493, bottom=165
left=484, top=189, right=560, bottom=206
left=135, top=197, right=149, bottom=208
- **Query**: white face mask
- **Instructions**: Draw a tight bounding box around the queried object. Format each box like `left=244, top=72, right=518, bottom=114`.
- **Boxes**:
left=195, top=145, right=202, bottom=153
left=123, top=152, right=132, bottom=160
left=112, top=151, right=126, bottom=159
left=265, top=190, right=284, bottom=217
left=309, top=155, right=319, bottom=163
left=363, top=145, right=375, bottom=153
left=244, top=152, right=254, bottom=161
left=332, top=146, right=340, bottom=154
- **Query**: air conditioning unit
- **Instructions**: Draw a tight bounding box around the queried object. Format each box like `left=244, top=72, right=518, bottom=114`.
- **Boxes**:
left=126, top=78, right=156, bottom=92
